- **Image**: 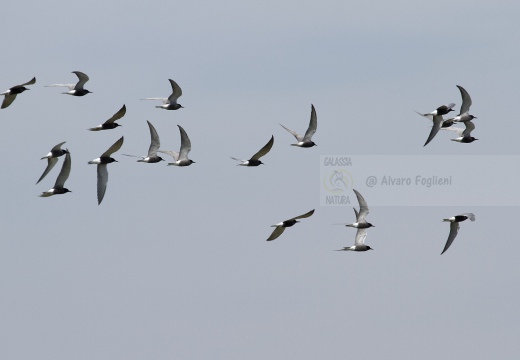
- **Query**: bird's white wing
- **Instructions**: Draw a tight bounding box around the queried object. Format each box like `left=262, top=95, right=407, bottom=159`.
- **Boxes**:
left=461, top=213, right=476, bottom=221
left=96, top=164, right=108, bottom=205
left=177, top=125, right=192, bottom=160
left=462, top=121, right=475, bottom=138
left=55, top=153, right=71, bottom=188
left=456, top=85, right=472, bottom=115
left=36, top=157, right=58, bottom=184
left=73, top=71, right=89, bottom=90
left=158, top=150, right=180, bottom=161
left=45, top=83, right=76, bottom=90
left=280, top=123, right=303, bottom=142
left=167, top=79, right=183, bottom=104
left=303, top=104, right=317, bottom=141
left=146, top=121, right=160, bottom=156
left=441, top=126, right=464, bottom=137
left=101, top=136, right=124, bottom=157
left=353, top=189, right=369, bottom=221
left=141, top=97, right=169, bottom=104
left=423, top=115, right=443, bottom=146
left=250, top=135, right=274, bottom=161
left=354, top=228, right=368, bottom=246
left=441, top=222, right=460, bottom=254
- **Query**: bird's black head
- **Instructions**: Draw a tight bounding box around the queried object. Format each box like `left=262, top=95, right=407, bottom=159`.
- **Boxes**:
left=470, top=115, right=477, bottom=120
left=258, top=160, right=264, bottom=165
left=448, top=108, right=454, bottom=113
left=311, top=141, right=317, bottom=147
left=63, top=188, right=71, bottom=194
left=159, top=156, right=165, bottom=162
left=367, top=246, right=373, bottom=250
left=188, top=160, right=195, bottom=164
left=108, top=157, right=118, bottom=163
left=114, top=123, right=122, bottom=128
left=367, top=223, right=375, bottom=228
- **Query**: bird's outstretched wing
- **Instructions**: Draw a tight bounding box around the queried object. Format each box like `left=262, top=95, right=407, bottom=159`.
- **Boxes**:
left=101, top=136, right=124, bottom=157
left=303, top=104, right=317, bottom=141
left=441, top=222, right=460, bottom=254
left=267, top=226, right=286, bottom=241
left=104, top=104, right=126, bottom=125
left=250, top=135, right=274, bottom=161
left=54, top=153, right=71, bottom=188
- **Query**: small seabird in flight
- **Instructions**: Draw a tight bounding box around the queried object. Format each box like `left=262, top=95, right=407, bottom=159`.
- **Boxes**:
left=123, top=121, right=164, bottom=163
left=39, top=152, right=72, bottom=197
left=345, top=189, right=374, bottom=228
left=442, top=121, right=478, bottom=143
left=88, top=104, right=126, bottom=131
left=88, top=136, right=124, bottom=205
left=280, top=104, right=317, bottom=147
left=334, top=228, right=373, bottom=251
left=46, top=71, right=92, bottom=96
left=141, top=79, right=183, bottom=110
left=1, top=77, right=36, bottom=109
left=441, top=213, right=475, bottom=254
left=266, top=209, right=315, bottom=241
left=37, top=141, right=69, bottom=184
left=446, top=85, right=477, bottom=123
left=230, top=135, right=274, bottom=166
left=158, top=125, right=195, bottom=166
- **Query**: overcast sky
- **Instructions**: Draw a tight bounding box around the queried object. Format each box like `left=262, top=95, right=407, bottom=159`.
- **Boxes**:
left=1, top=1, right=519, bottom=359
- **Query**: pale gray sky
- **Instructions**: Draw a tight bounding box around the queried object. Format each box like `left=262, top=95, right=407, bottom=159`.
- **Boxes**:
left=1, top=1, right=520, bottom=359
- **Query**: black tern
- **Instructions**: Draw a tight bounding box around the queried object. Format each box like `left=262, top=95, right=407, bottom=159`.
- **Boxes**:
left=40, top=152, right=72, bottom=197
left=88, top=136, right=124, bottom=205
left=230, top=135, right=274, bottom=166
left=266, top=209, right=315, bottom=241
left=334, top=228, right=373, bottom=251
left=441, top=213, right=475, bottom=254
left=346, top=189, right=374, bottom=228
left=442, top=121, right=478, bottom=143
left=416, top=103, right=455, bottom=146
left=88, top=105, right=126, bottom=131
left=446, top=85, right=477, bottom=123
left=158, top=125, right=195, bottom=166
left=142, top=79, right=183, bottom=110
left=123, top=121, right=164, bottom=163
left=46, top=71, right=92, bottom=96
left=37, top=141, right=69, bottom=184
left=280, top=104, right=317, bottom=147
left=1, top=77, right=36, bottom=109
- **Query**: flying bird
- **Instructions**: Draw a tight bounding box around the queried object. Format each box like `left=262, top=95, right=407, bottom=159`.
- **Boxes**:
left=230, top=135, right=274, bottom=166
left=37, top=141, right=69, bottom=184
left=415, top=103, right=456, bottom=146
left=1, top=77, right=36, bottom=109
left=446, top=85, right=477, bottom=123
left=334, top=228, right=373, bottom=251
left=88, top=136, right=124, bottom=205
left=266, top=209, right=315, bottom=241
left=39, top=152, right=72, bottom=197
left=158, top=125, right=195, bottom=166
left=46, top=71, right=92, bottom=96
left=141, top=79, right=183, bottom=110
left=88, top=104, right=126, bottom=131
left=441, top=213, right=475, bottom=254
left=345, top=189, right=374, bottom=228
left=123, top=121, right=164, bottom=163
left=442, top=121, right=478, bottom=143
left=280, top=104, right=317, bottom=147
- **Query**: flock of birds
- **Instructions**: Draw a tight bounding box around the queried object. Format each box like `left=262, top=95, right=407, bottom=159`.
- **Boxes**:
left=1, top=72, right=475, bottom=254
